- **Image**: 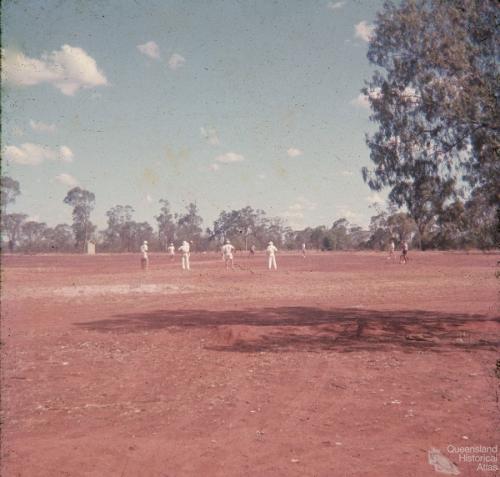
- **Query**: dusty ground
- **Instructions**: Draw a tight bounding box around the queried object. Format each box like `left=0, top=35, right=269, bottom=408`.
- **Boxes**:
left=1, top=251, right=499, bottom=477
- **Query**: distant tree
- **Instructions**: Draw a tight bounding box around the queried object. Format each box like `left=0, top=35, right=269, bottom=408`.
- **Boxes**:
left=1, top=176, right=21, bottom=216
left=431, top=200, right=468, bottom=249
left=213, top=206, right=268, bottom=250
left=265, top=217, right=288, bottom=247
left=310, top=225, right=328, bottom=250
left=293, top=227, right=314, bottom=250
left=282, top=227, right=298, bottom=250
left=63, top=187, right=96, bottom=251
left=43, top=224, right=74, bottom=252
left=122, top=221, right=154, bottom=252
left=463, top=190, right=499, bottom=249
left=366, top=208, right=417, bottom=250
left=20, top=221, right=48, bottom=252
left=386, top=212, right=417, bottom=245
left=362, top=0, right=499, bottom=247
left=331, top=218, right=351, bottom=250
left=367, top=210, right=391, bottom=250
left=2, top=213, right=27, bottom=252
left=156, top=199, right=176, bottom=250
left=104, top=205, right=134, bottom=251
left=177, top=203, right=203, bottom=247
left=349, top=225, right=370, bottom=249
left=322, top=235, right=333, bottom=251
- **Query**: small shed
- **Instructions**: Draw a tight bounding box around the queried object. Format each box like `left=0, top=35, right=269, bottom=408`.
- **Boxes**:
left=86, top=240, right=96, bottom=255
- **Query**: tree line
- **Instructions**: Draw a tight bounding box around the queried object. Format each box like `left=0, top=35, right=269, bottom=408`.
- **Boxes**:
left=1, top=176, right=497, bottom=253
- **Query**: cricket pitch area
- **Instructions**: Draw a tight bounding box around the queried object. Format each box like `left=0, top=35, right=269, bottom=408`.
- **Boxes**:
left=1, top=251, right=499, bottom=476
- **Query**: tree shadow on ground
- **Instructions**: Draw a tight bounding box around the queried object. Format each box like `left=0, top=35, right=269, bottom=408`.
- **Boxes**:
left=75, top=307, right=499, bottom=354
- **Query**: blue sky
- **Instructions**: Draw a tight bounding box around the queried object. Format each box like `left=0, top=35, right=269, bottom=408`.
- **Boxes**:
left=2, top=0, right=387, bottom=230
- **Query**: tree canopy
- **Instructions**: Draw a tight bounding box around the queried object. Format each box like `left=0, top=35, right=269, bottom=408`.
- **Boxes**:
left=1, top=176, right=21, bottom=216
left=362, top=0, right=499, bottom=247
left=63, top=187, right=96, bottom=251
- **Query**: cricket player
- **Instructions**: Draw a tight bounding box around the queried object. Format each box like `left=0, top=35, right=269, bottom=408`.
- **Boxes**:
left=400, top=241, right=409, bottom=264
left=221, top=239, right=235, bottom=270
left=178, top=240, right=191, bottom=270
left=140, top=240, right=149, bottom=270
left=301, top=242, right=306, bottom=259
left=249, top=244, right=256, bottom=257
left=266, top=241, right=278, bottom=270
left=167, top=242, right=175, bottom=261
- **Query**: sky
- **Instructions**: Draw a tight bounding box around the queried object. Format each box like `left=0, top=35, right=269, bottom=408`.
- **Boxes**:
left=1, top=0, right=388, bottom=231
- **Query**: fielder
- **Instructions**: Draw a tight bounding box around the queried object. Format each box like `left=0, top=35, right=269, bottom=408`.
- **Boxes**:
left=400, top=241, right=409, bottom=264
left=221, top=239, right=235, bottom=270
left=167, top=242, right=175, bottom=261
left=248, top=244, right=256, bottom=257
left=266, top=241, right=278, bottom=270
left=140, top=240, right=149, bottom=270
left=178, top=240, right=191, bottom=270
left=301, top=242, right=306, bottom=259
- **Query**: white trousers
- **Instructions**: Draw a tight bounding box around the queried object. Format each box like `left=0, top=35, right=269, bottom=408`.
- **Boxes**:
left=182, top=254, right=190, bottom=270
left=268, top=255, right=277, bottom=270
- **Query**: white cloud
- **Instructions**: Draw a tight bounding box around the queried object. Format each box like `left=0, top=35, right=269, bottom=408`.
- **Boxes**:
left=288, top=203, right=305, bottom=212
left=283, top=210, right=305, bottom=230
left=4, top=143, right=74, bottom=165
left=327, top=1, right=345, bottom=10
left=200, top=126, right=220, bottom=146
left=283, top=196, right=317, bottom=227
left=340, top=170, right=354, bottom=176
left=287, top=147, right=303, bottom=158
left=55, top=173, right=78, bottom=187
left=137, top=41, right=161, bottom=60
left=30, top=119, right=56, bottom=133
left=209, top=163, right=220, bottom=171
left=2, top=45, right=108, bottom=96
left=58, top=146, right=74, bottom=162
left=283, top=210, right=304, bottom=219
left=215, top=152, right=245, bottom=163
left=296, top=196, right=317, bottom=211
left=354, top=21, right=374, bottom=42
left=335, top=205, right=364, bottom=223
left=168, top=53, right=186, bottom=70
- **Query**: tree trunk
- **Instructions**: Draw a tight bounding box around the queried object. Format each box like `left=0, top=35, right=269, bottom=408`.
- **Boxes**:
left=417, top=222, right=426, bottom=250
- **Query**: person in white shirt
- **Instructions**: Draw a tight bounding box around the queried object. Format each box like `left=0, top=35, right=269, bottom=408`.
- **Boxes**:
left=140, top=240, right=149, bottom=270
left=178, top=240, right=191, bottom=270
left=266, top=241, right=278, bottom=270
left=167, top=242, right=175, bottom=261
left=301, top=242, right=306, bottom=259
left=221, top=239, right=235, bottom=270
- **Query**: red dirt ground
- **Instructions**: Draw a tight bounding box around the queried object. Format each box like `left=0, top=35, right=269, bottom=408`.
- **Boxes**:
left=1, top=251, right=499, bottom=477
